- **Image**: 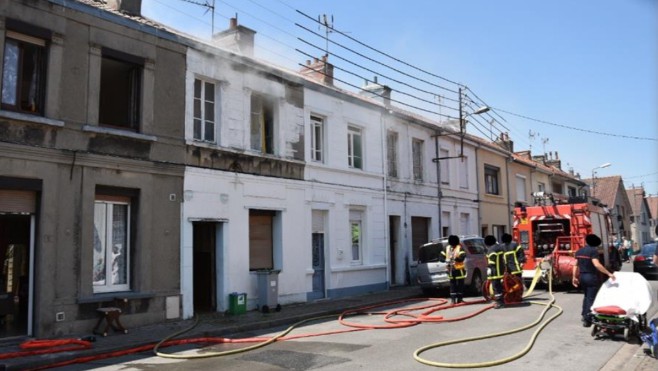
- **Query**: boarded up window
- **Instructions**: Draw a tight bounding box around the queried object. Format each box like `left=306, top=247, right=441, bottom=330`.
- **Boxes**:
left=249, top=210, right=274, bottom=270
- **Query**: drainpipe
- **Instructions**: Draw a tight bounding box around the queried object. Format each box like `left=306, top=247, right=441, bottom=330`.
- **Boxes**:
left=505, top=155, right=512, bottom=230
left=475, top=145, right=481, bottom=236
left=380, top=110, right=390, bottom=288
left=435, top=131, right=442, bottom=236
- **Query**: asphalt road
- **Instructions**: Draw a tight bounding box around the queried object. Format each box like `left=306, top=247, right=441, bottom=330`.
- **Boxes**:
left=55, top=265, right=658, bottom=371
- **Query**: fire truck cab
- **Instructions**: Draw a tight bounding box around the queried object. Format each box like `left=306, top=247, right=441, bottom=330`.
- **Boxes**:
left=513, top=192, right=619, bottom=286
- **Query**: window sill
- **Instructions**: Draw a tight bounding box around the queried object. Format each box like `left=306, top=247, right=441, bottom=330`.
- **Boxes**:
left=0, top=110, right=65, bottom=127
left=83, top=125, right=157, bottom=142
left=77, top=291, right=155, bottom=304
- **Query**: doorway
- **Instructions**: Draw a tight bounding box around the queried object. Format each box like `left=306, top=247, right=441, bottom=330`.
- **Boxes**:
left=0, top=214, right=32, bottom=338
left=192, top=222, right=219, bottom=312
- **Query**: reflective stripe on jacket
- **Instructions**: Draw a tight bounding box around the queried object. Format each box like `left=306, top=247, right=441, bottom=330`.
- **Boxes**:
left=487, top=246, right=505, bottom=280
left=504, top=243, right=525, bottom=275
left=442, top=244, right=466, bottom=279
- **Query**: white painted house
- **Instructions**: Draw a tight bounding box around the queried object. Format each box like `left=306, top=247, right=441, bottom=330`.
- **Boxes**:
left=179, top=19, right=480, bottom=318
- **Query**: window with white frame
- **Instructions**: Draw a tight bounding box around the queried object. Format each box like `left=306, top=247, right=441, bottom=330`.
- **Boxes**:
left=387, top=131, right=398, bottom=178
left=485, top=165, right=500, bottom=195
left=310, top=115, right=324, bottom=162
left=193, top=78, right=216, bottom=142
left=347, top=126, right=363, bottom=169
left=440, top=148, right=449, bottom=185
left=459, top=156, right=469, bottom=189
left=250, top=94, right=275, bottom=154
left=349, top=209, right=363, bottom=263
left=93, top=196, right=131, bottom=293
left=2, top=27, right=48, bottom=115
left=412, top=138, right=423, bottom=181
left=459, top=213, right=470, bottom=235
left=516, top=175, right=527, bottom=202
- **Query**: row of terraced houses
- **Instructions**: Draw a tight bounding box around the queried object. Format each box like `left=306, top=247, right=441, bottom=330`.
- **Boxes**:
left=1, top=0, right=655, bottom=339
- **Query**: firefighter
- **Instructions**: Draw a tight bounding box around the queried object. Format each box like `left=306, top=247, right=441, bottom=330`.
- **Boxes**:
left=485, top=235, right=506, bottom=309
left=572, top=234, right=616, bottom=327
left=502, top=233, right=525, bottom=278
left=441, top=235, right=466, bottom=304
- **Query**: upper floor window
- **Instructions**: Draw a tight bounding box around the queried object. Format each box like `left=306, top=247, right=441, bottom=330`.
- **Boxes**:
left=347, top=126, right=363, bottom=169
left=485, top=165, right=500, bottom=195
left=93, top=195, right=131, bottom=293
left=2, top=30, right=47, bottom=115
left=567, top=186, right=577, bottom=197
left=516, top=175, right=527, bottom=202
left=387, top=131, right=398, bottom=178
left=99, top=49, right=143, bottom=130
left=459, top=156, right=469, bottom=189
left=412, top=138, right=423, bottom=181
left=440, top=148, right=449, bottom=185
left=538, top=182, right=546, bottom=193
left=250, top=94, right=274, bottom=154
left=311, top=115, right=324, bottom=162
left=193, top=78, right=216, bottom=142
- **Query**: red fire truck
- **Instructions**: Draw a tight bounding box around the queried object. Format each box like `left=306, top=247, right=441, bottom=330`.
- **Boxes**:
left=512, top=192, right=620, bottom=286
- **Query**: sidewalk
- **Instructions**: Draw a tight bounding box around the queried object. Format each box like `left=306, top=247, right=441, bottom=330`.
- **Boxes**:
left=1, top=284, right=656, bottom=370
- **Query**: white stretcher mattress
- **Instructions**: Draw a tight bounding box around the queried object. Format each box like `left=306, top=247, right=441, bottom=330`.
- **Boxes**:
left=591, top=271, right=654, bottom=321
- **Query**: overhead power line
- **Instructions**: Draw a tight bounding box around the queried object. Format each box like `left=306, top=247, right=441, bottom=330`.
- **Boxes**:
left=493, top=107, right=658, bottom=141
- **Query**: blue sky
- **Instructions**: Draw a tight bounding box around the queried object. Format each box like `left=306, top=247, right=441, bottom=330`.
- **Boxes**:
left=142, top=0, right=658, bottom=196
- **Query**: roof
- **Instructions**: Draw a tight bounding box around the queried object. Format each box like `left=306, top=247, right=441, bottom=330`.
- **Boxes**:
left=626, top=187, right=646, bottom=215
left=585, top=175, right=627, bottom=208
left=645, top=195, right=658, bottom=220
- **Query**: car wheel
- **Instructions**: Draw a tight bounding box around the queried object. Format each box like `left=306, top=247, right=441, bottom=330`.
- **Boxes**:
left=470, top=271, right=483, bottom=295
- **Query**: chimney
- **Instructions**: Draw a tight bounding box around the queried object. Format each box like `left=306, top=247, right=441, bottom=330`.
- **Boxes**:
left=359, top=76, right=391, bottom=107
left=545, top=151, right=562, bottom=170
left=299, top=55, right=334, bottom=86
left=212, top=17, right=256, bottom=57
left=494, top=132, right=514, bottom=152
left=106, top=0, right=142, bottom=16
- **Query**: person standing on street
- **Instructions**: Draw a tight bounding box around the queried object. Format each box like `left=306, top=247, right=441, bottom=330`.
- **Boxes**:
left=442, top=235, right=466, bottom=304
left=572, top=234, right=616, bottom=327
left=502, top=233, right=526, bottom=279
left=485, top=235, right=506, bottom=309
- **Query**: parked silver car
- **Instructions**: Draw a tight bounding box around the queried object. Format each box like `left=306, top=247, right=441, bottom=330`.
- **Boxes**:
left=416, top=235, right=489, bottom=296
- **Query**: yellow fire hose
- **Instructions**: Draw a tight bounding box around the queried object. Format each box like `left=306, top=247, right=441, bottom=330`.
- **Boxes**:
left=413, top=264, right=562, bottom=368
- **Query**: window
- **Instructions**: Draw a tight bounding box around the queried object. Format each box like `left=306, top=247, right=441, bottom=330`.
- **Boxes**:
left=460, top=213, right=470, bottom=235
left=412, top=138, right=423, bottom=181
left=2, top=30, right=47, bottom=115
left=93, top=197, right=131, bottom=293
left=99, top=49, right=143, bottom=130
left=193, top=78, right=216, bottom=142
left=311, top=115, right=324, bottom=162
left=567, top=186, right=577, bottom=197
left=349, top=210, right=363, bottom=263
left=492, top=225, right=506, bottom=241
left=552, top=182, right=563, bottom=195
left=249, top=210, right=275, bottom=270
left=516, top=175, right=527, bottom=202
left=459, top=156, right=469, bottom=189
left=538, top=182, right=545, bottom=193
left=347, top=126, right=363, bottom=169
left=485, top=165, right=500, bottom=195
left=442, top=211, right=451, bottom=237
left=250, top=94, right=274, bottom=154
left=387, top=131, right=398, bottom=177
left=440, top=148, right=449, bottom=184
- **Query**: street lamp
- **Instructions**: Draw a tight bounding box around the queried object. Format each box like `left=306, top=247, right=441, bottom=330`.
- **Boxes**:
left=591, top=162, right=611, bottom=197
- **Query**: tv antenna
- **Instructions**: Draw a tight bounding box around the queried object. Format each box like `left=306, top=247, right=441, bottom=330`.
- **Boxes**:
left=542, top=137, right=549, bottom=155
left=180, top=0, right=216, bottom=36
left=318, top=14, right=334, bottom=58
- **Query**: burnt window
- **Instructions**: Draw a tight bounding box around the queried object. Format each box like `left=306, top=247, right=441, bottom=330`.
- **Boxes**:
left=1, top=30, right=47, bottom=115
left=250, top=94, right=274, bottom=154
left=99, top=49, right=143, bottom=130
